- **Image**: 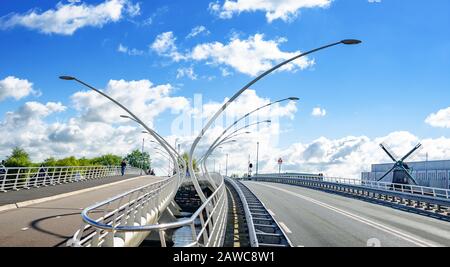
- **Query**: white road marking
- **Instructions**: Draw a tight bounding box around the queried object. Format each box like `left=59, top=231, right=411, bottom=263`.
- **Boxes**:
left=267, top=209, right=275, bottom=216
left=279, top=222, right=292, bottom=234
left=21, top=227, right=29, bottom=231
left=253, top=183, right=439, bottom=247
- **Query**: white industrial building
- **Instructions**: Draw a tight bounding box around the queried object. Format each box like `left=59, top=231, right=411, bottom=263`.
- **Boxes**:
left=362, top=160, right=450, bottom=189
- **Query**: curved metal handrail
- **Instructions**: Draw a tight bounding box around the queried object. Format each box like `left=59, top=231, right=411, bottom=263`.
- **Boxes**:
left=70, top=173, right=227, bottom=247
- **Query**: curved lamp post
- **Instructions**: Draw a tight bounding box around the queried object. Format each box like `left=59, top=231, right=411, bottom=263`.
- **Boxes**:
left=189, top=39, right=361, bottom=200
left=59, top=76, right=182, bottom=188
left=201, top=120, right=271, bottom=188
left=205, top=97, right=298, bottom=166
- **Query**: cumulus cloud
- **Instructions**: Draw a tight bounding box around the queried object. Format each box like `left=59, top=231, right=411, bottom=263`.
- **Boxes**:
left=190, top=34, right=314, bottom=76
left=233, top=131, right=450, bottom=179
left=0, top=78, right=191, bottom=165
left=150, top=31, right=187, bottom=61
left=0, top=76, right=36, bottom=101
left=176, top=67, right=198, bottom=80
left=0, top=0, right=140, bottom=35
left=71, top=79, right=189, bottom=125
left=209, top=0, right=331, bottom=22
left=425, top=107, right=450, bottom=128
left=150, top=32, right=314, bottom=76
left=311, top=107, right=326, bottom=117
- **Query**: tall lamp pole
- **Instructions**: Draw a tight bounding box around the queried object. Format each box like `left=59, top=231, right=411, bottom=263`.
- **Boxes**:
left=188, top=39, right=361, bottom=201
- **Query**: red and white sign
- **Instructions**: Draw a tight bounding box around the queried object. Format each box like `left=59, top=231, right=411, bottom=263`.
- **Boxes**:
left=278, top=158, right=283, bottom=165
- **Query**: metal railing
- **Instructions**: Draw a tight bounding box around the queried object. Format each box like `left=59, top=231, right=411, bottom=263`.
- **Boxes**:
left=68, top=173, right=228, bottom=247
left=0, top=166, right=142, bottom=192
left=249, top=174, right=450, bottom=219
left=226, top=178, right=293, bottom=247
left=252, top=174, right=450, bottom=200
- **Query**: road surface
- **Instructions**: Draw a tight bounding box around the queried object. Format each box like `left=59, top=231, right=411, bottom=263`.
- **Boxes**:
left=243, top=181, right=450, bottom=247
left=0, top=175, right=165, bottom=247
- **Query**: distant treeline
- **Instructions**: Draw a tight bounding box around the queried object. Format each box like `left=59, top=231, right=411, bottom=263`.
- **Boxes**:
left=2, top=147, right=151, bottom=169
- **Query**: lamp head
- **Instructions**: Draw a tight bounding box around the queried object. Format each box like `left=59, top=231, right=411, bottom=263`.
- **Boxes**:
left=288, top=97, right=300, bottom=101
left=341, top=39, right=362, bottom=45
left=59, top=76, right=76, bottom=81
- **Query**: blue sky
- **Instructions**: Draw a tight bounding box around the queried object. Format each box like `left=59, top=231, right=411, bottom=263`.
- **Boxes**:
left=0, top=0, right=449, bottom=176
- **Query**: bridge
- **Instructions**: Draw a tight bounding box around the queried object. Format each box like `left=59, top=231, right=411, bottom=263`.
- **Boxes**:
left=0, top=165, right=449, bottom=247
left=1, top=40, right=449, bottom=248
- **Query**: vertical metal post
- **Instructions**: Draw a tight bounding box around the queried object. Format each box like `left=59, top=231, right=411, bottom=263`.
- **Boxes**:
left=256, top=142, right=259, bottom=176
left=225, top=154, right=228, bottom=177
left=141, top=138, right=145, bottom=175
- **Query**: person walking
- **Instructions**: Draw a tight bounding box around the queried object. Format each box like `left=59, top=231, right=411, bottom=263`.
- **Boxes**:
left=121, top=159, right=127, bottom=176
left=0, top=160, right=6, bottom=175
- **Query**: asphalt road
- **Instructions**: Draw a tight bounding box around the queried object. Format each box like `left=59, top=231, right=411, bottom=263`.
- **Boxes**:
left=243, top=181, right=450, bottom=247
left=0, top=175, right=164, bottom=247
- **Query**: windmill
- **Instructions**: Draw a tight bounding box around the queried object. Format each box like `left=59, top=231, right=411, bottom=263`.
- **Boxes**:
left=377, top=143, right=423, bottom=185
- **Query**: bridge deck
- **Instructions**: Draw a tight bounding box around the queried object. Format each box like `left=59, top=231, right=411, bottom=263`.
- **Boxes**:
left=243, top=181, right=450, bottom=247
left=0, top=175, right=164, bottom=247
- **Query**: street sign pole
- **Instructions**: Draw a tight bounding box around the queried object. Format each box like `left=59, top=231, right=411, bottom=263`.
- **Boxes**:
left=278, top=158, right=283, bottom=175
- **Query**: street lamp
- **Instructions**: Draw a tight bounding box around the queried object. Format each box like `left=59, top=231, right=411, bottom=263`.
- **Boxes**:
left=188, top=39, right=361, bottom=196
left=59, top=76, right=176, bottom=175
left=205, top=98, right=298, bottom=163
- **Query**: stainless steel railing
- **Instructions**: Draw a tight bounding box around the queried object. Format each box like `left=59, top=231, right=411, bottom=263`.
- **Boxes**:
left=0, top=166, right=142, bottom=192
left=253, top=174, right=450, bottom=200
left=68, top=173, right=227, bottom=247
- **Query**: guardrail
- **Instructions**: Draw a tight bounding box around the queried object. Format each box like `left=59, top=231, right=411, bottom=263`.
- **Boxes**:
left=249, top=174, right=450, bottom=220
left=0, top=166, right=143, bottom=192
left=226, top=178, right=292, bottom=247
left=68, top=173, right=228, bottom=247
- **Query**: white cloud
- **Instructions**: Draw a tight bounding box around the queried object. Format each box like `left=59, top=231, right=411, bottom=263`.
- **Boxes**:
left=209, top=0, right=331, bottom=22
left=71, top=79, right=189, bottom=125
left=186, top=25, right=210, bottom=39
left=0, top=0, right=140, bottom=35
left=176, top=67, right=198, bottom=80
left=150, top=31, right=186, bottom=61
left=117, top=43, right=144, bottom=56
left=243, top=131, right=450, bottom=179
left=0, top=78, right=191, bottom=165
left=425, top=107, right=450, bottom=128
left=311, top=107, right=326, bottom=117
left=0, top=76, right=36, bottom=101
left=190, top=34, right=314, bottom=76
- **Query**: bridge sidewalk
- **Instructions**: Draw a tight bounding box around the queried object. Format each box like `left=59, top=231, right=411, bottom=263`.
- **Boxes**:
left=0, top=174, right=139, bottom=206
left=0, top=175, right=164, bottom=247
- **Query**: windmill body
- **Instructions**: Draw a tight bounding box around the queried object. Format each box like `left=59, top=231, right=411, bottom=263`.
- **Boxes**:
left=377, top=143, right=422, bottom=185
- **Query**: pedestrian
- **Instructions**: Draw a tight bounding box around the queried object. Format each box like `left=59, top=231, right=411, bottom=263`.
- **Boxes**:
left=121, top=159, right=127, bottom=176
left=0, top=160, right=6, bottom=175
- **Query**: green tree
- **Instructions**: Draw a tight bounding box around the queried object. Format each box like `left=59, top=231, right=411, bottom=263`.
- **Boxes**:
left=125, top=150, right=151, bottom=170
left=5, top=147, right=32, bottom=167
left=55, top=156, right=80, bottom=167
left=91, top=154, right=122, bottom=166
left=181, top=152, right=199, bottom=172
left=43, top=157, right=57, bottom=167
